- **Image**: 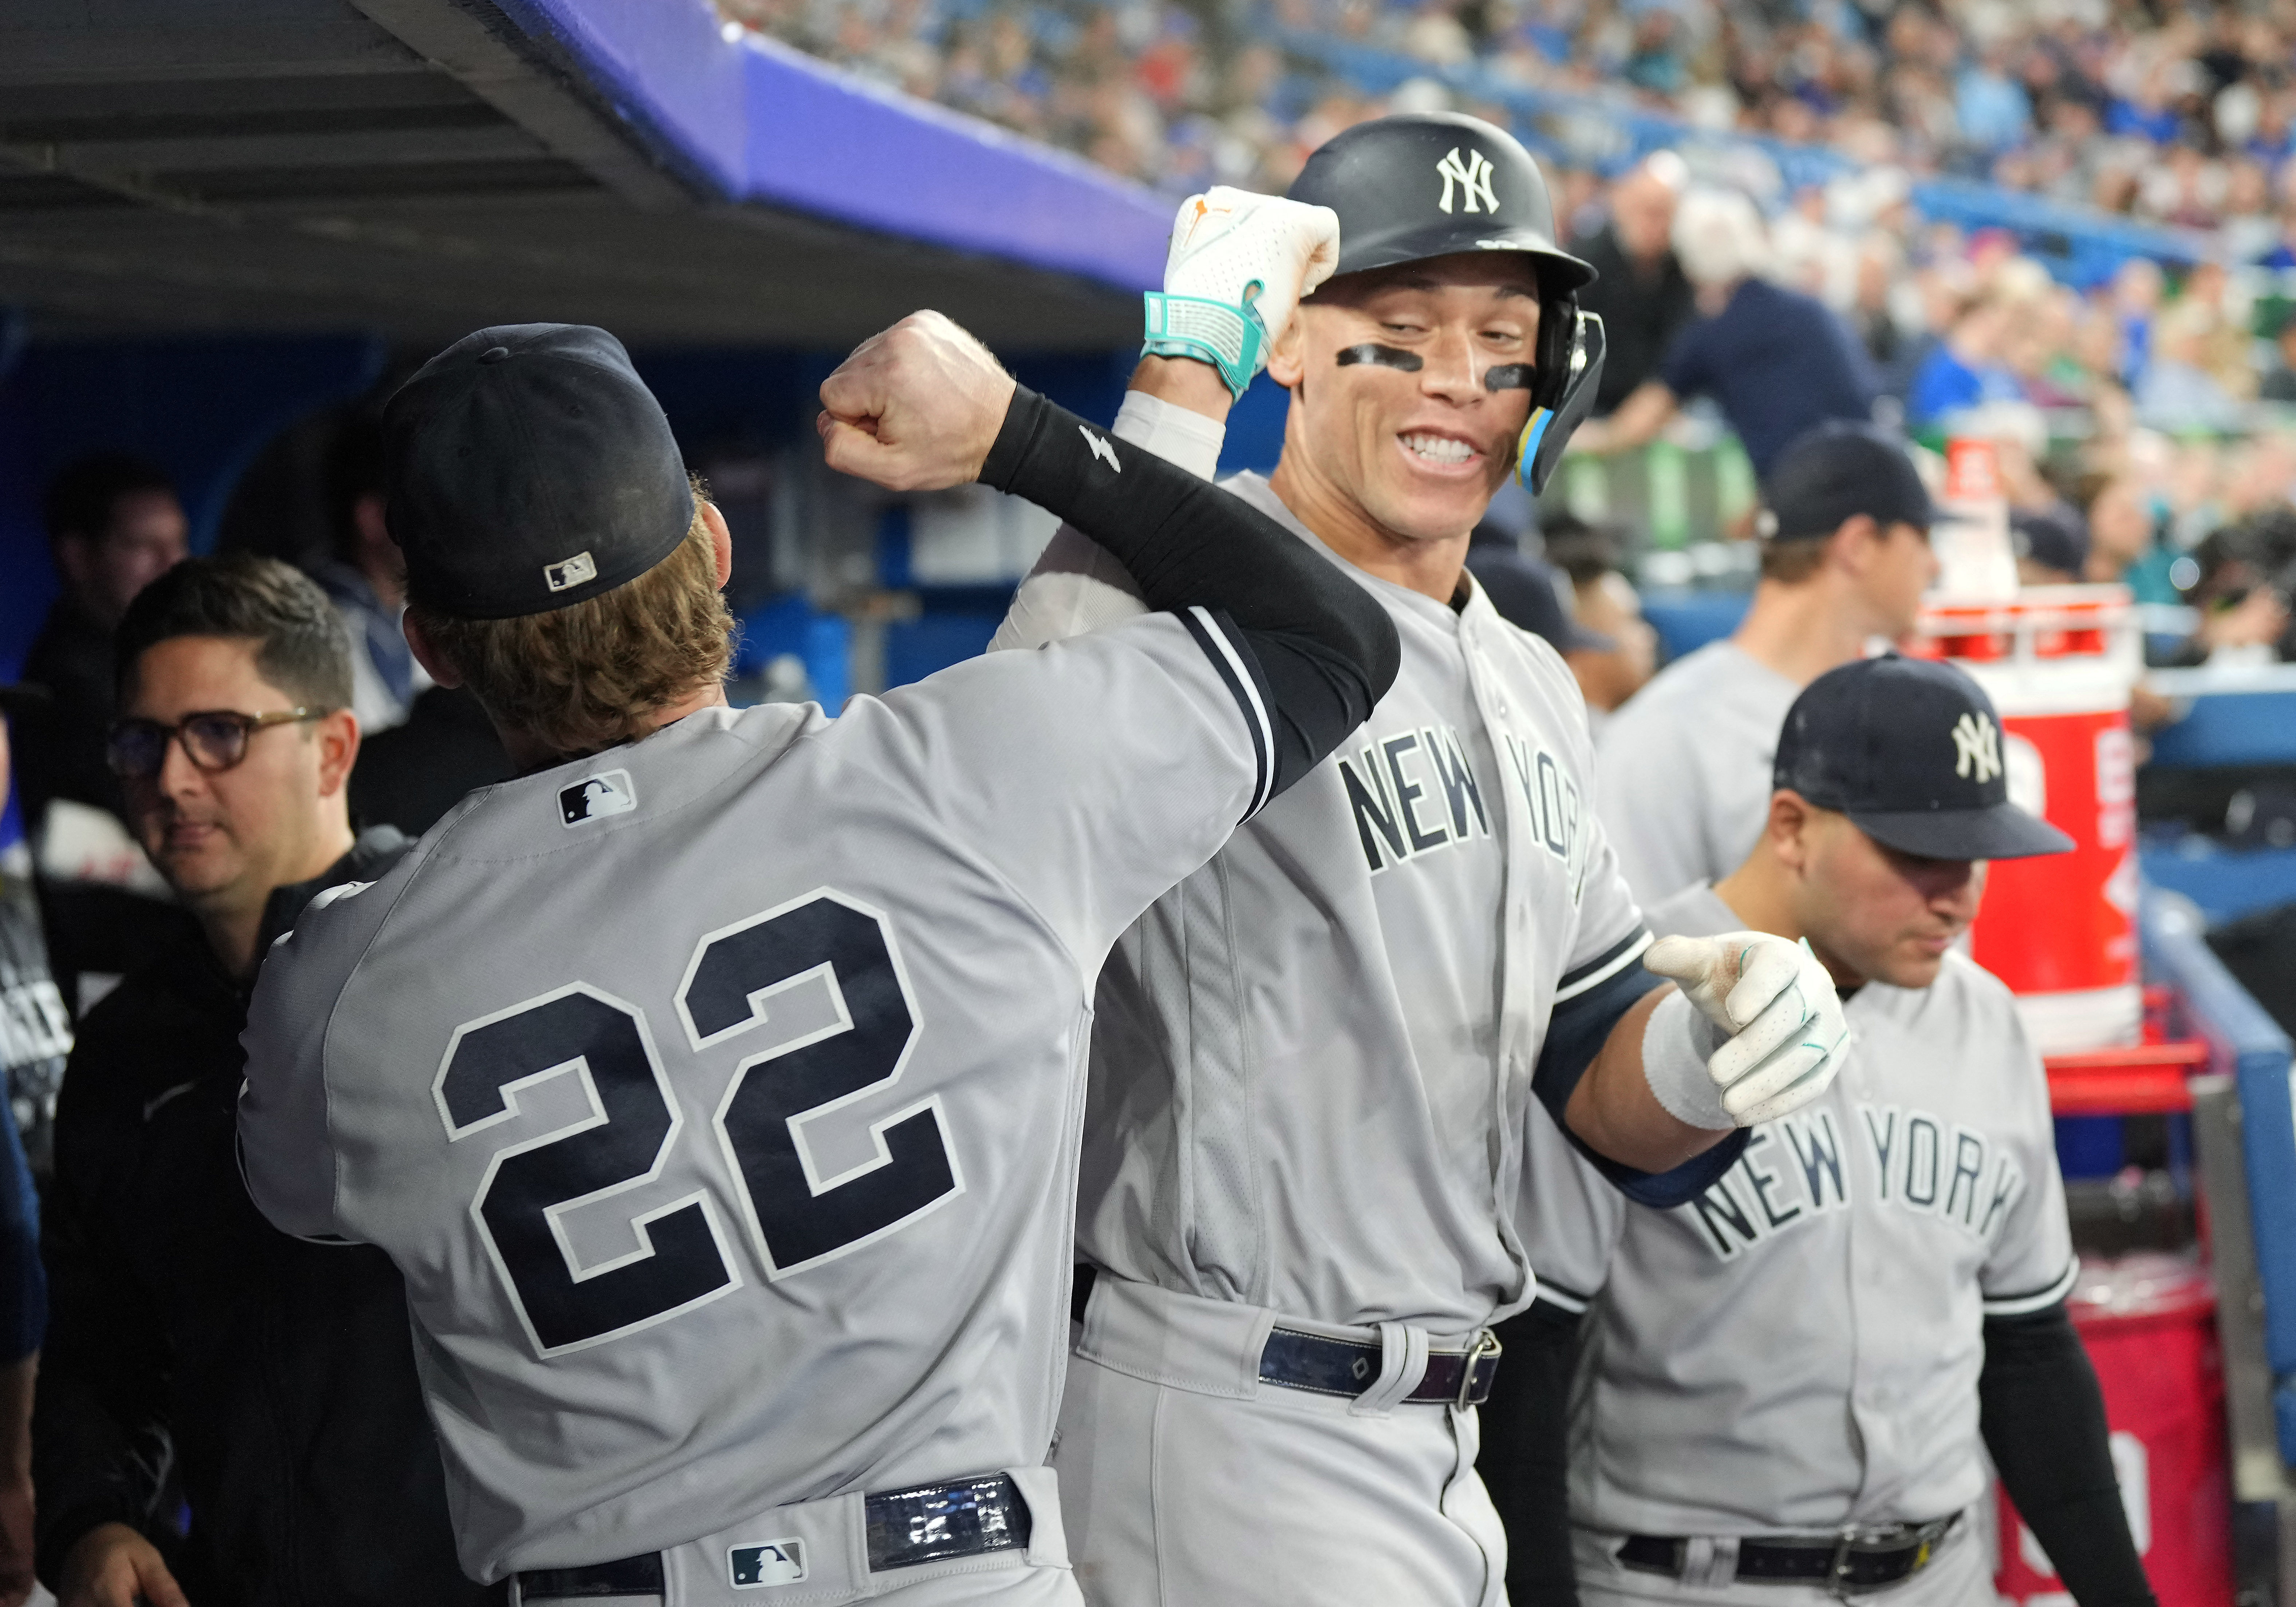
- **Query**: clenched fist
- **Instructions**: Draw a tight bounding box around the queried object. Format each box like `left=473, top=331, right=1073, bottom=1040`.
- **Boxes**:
left=1643, top=931, right=1852, bottom=1127
left=817, top=311, right=1017, bottom=492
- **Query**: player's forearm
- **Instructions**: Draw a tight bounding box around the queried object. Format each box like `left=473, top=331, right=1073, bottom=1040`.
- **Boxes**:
left=1587, top=382, right=1674, bottom=454
left=1564, top=989, right=1732, bottom=1173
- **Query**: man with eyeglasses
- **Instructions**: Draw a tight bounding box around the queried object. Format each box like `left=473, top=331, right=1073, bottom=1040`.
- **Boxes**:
left=33, top=554, right=497, bottom=1607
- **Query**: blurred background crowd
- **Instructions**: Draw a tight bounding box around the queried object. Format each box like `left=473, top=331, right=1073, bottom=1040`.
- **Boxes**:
left=718, top=0, right=2296, bottom=678
left=721, top=0, right=2296, bottom=244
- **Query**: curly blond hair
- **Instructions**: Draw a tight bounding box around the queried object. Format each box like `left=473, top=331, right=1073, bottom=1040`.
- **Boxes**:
left=409, top=493, right=733, bottom=758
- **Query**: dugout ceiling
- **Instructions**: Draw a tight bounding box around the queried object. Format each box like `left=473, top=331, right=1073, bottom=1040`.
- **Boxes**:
left=0, top=0, right=1145, bottom=349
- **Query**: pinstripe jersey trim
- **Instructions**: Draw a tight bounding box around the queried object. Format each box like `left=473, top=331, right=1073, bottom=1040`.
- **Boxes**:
left=1554, top=926, right=1653, bottom=1005
left=1981, top=1256, right=2079, bottom=1317
left=1178, top=605, right=1274, bottom=819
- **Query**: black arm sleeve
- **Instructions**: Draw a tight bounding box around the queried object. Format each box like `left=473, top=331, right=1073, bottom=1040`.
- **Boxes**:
left=981, top=386, right=1401, bottom=800
left=1979, top=1302, right=2157, bottom=1607
left=1480, top=1302, right=1584, bottom=1607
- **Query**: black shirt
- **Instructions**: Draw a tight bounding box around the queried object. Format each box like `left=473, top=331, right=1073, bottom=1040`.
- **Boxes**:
left=33, top=827, right=502, bottom=1606
left=1567, top=225, right=1696, bottom=416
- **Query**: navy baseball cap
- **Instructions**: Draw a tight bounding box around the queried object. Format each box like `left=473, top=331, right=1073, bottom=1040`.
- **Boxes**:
left=1758, top=421, right=1944, bottom=543
left=383, top=324, right=693, bottom=620
left=1775, top=656, right=2074, bottom=860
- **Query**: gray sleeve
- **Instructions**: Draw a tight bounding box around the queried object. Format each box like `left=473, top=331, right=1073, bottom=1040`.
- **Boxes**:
left=238, top=878, right=402, bottom=1241
left=1593, top=701, right=1710, bottom=907
left=865, top=611, right=1266, bottom=969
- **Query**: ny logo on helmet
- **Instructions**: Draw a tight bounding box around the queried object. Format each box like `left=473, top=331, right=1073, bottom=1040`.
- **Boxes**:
left=1950, top=712, right=2001, bottom=784
left=1436, top=147, right=1498, bottom=215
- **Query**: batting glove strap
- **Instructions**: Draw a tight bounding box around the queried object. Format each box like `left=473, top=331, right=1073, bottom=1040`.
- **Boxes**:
left=1641, top=987, right=1735, bottom=1132
left=1143, top=292, right=1266, bottom=398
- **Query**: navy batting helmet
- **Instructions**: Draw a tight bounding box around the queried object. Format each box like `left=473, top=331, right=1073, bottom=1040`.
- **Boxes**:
left=1285, top=113, right=1607, bottom=495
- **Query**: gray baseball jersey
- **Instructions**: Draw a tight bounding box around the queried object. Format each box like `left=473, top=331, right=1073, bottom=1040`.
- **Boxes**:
left=1594, top=641, right=1798, bottom=906
left=1520, top=881, right=2077, bottom=1536
left=998, top=472, right=1652, bottom=1331
left=237, top=614, right=1273, bottom=1580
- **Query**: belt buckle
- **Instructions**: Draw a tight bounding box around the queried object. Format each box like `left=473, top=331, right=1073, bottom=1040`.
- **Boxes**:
left=1827, top=1529, right=1856, bottom=1599
left=1456, top=1328, right=1502, bottom=1409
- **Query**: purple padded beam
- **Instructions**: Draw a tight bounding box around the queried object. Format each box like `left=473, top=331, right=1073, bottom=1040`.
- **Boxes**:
left=493, top=0, right=1170, bottom=293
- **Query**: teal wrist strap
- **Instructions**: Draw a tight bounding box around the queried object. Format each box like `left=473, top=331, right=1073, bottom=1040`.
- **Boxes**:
left=1142, top=292, right=1264, bottom=397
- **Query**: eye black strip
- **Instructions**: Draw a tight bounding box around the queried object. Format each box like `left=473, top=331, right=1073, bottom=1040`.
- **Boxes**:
left=1484, top=364, right=1534, bottom=391
left=1335, top=344, right=1423, bottom=371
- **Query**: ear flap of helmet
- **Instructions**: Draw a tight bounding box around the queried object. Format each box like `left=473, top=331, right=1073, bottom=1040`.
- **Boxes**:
left=1518, top=308, right=1606, bottom=496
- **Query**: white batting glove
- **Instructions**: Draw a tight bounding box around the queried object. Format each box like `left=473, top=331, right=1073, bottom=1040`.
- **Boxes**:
left=1641, top=932, right=1852, bottom=1128
left=1143, top=187, right=1341, bottom=396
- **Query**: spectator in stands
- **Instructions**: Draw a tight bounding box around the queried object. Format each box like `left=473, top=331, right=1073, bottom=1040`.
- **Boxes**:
left=2080, top=469, right=2161, bottom=594
left=2137, top=303, right=2245, bottom=429
left=1849, top=231, right=1912, bottom=374
left=1595, top=422, right=1941, bottom=904
left=1571, top=189, right=1882, bottom=479
left=306, top=412, right=428, bottom=735
left=15, top=457, right=187, bottom=838
left=2260, top=309, right=2296, bottom=403
left=1541, top=517, right=1656, bottom=731
left=2013, top=506, right=2091, bottom=586
left=0, top=686, right=50, bottom=1607
left=1569, top=152, right=1695, bottom=415
left=35, top=556, right=493, bottom=1607
left=1906, top=293, right=2023, bottom=425
left=2175, top=527, right=2294, bottom=666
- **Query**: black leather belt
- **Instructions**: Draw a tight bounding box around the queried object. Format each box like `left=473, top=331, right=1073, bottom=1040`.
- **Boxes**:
left=1617, top=1514, right=1959, bottom=1593
left=1070, top=1266, right=1501, bottom=1408
left=516, top=1472, right=1032, bottom=1600
left=1259, top=1324, right=1502, bottom=1406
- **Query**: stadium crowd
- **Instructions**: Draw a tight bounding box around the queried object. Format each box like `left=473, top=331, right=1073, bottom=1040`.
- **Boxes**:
left=716, top=0, right=2296, bottom=652
left=721, top=0, right=2296, bottom=249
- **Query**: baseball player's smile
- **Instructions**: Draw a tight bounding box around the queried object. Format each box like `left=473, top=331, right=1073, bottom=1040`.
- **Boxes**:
left=1398, top=430, right=1480, bottom=471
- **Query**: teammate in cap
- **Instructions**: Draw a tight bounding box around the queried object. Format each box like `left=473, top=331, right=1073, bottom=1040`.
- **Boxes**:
left=1595, top=421, right=1943, bottom=906
left=1485, top=656, right=2156, bottom=1607
left=236, top=309, right=1405, bottom=1605
left=993, top=114, right=1854, bottom=1607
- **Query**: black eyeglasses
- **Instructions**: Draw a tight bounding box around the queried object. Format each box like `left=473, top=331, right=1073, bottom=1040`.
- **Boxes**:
left=105, top=708, right=328, bottom=779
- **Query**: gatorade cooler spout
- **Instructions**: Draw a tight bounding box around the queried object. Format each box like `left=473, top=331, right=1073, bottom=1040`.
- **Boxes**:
left=1909, top=439, right=2141, bottom=1052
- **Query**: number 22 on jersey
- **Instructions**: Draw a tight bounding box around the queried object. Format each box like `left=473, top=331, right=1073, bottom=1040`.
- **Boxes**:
left=432, top=888, right=962, bottom=1357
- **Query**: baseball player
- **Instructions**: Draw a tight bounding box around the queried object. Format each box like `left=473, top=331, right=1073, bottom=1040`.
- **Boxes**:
left=992, top=116, right=1855, bottom=1607
left=1594, top=422, right=1943, bottom=906
left=235, top=309, right=1406, bottom=1605
left=1485, top=656, right=2157, bottom=1607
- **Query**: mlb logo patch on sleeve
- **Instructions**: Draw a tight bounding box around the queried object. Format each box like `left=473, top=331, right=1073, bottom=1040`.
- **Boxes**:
left=559, top=768, right=637, bottom=827
left=729, top=1539, right=806, bottom=1588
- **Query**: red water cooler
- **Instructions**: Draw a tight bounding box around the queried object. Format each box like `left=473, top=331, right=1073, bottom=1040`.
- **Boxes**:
left=1908, top=440, right=2142, bottom=1052
left=1993, top=1256, right=2234, bottom=1604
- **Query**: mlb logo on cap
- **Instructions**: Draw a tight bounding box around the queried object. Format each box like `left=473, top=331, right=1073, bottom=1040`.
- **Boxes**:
left=728, top=1538, right=806, bottom=1588
left=559, top=769, right=636, bottom=827
left=545, top=551, right=597, bottom=592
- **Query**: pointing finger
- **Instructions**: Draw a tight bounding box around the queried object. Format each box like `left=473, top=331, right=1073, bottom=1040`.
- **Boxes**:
left=1643, top=933, right=1722, bottom=985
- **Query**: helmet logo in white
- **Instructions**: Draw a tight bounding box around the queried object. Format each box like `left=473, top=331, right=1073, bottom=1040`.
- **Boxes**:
left=1436, top=147, right=1498, bottom=215
left=1951, top=712, right=2001, bottom=783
